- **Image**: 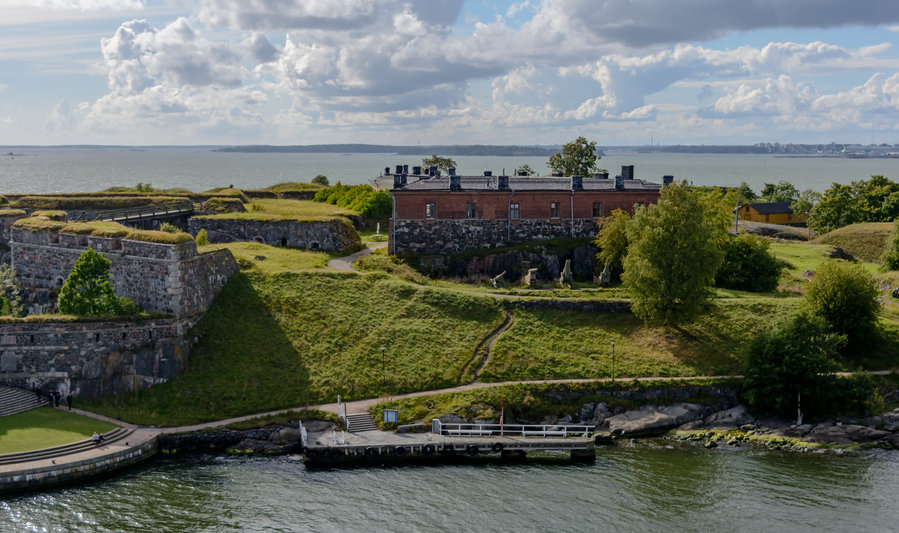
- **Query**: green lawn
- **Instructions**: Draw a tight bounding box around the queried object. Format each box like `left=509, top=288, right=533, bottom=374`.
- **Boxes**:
left=481, top=299, right=801, bottom=381
left=812, top=222, right=892, bottom=263
left=84, top=271, right=504, bottom=426
left=200, top=242, right=331, bottom=274
left=0, top=408, right=117, bottom=454
left=195, top=199, right=358, bottom=222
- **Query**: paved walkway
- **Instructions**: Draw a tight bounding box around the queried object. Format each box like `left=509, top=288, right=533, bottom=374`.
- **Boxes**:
left=327, top=241, right=387, bottom=272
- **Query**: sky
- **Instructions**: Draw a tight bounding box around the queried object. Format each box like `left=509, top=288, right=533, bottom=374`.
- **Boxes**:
left=1, top=0, right=899, bottom=146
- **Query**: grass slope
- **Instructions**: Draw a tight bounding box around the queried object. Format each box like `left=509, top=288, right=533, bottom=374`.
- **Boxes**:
left=194, top=199, right=357, bottom=222
left=85, top=271, right=503, bottom=425
left=0, top=409, right=117, bottom=454
left=481, top=299, right=800, bottom=381
left=812, top=222, right=893, bottom=262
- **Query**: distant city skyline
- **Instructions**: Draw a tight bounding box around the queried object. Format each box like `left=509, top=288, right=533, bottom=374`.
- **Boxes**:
left=2, top=1, right=899, bottom=147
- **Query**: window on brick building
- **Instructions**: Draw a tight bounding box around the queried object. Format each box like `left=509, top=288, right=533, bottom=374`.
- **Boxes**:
left=510, top=203, right=520, bottom=220
left=592, top=202, right=602, bottom=218
left=426, top=203, right=435, bottom=219
left=467, top=203, right=477, bottom=219
left=550, top=202, right=560, bottom=218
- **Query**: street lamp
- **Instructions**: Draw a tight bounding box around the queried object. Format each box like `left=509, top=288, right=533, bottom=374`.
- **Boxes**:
left=610, top=340, right=616, bottom=382
left=380, top=345, right=386, bottom=388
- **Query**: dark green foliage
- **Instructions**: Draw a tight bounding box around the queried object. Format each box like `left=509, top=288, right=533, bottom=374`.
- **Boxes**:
left=159, top=221, right=180, bottom=233
left=880, top=219, right=899, bottom=271
left=594, top=208, right=630, bottom=281
left=715, top=235, right=783, bottom=292
left=515, top=164, right=535, bottom=176
left=805, top=261, right=881, bottom=347
left=311, top=175, right=329, bottom=186
left=623, top=182, right=724, bottom=324
left=57, top=249, right=139, bottom=316
left=196, top=228, right=209, bottom=246
left=547, top=136, right=600, bottom=177
left=743, top=313, right=875, bottom=419
left=809, top=175, right=899, bottom=232
left=312, top=183, right=391, bottom=218
left=0, top=264, right=24, bottom=317
left=735, top=182, right=756, bottom=205
left=135, top=182, right=154, bottom=192
left=761, top=181, right=799, bottom=203
left=422, top=155, right=458, bottom=173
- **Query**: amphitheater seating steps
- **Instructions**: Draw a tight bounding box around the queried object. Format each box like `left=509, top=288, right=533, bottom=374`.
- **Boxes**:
left=0, top=387, right=48, bottom=417
left=0, top=427, right=134, bottom=466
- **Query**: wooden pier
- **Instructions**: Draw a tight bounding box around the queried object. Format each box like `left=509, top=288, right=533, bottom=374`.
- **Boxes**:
left=302, top=419, right=596, bottom=465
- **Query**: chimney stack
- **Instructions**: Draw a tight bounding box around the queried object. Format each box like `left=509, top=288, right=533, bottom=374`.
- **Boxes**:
left=594, top=172, right=609, bottom=179
left=450, top=175, right=461, bottom=191
left=663, top=175, right=674, bottom=186
left=621, top=165, right=634, bottom=180
left=498, top=175, right=510, bottom=190
left=412, top=165, right=421, bottom=175
left=448, top=167, right=456, bottom=176
left=396, top=165, right=403, bottom=174
left=393, top=174, right=403, bottom=188
left=483, top=170, right=492, bottom=177
left=615, top=175, right=624, bottom=190
left=571, top=175, right=583, bottom=191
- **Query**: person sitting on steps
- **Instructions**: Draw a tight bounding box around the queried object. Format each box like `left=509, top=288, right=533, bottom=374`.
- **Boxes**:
left=92, top=431, right=105, bottom=445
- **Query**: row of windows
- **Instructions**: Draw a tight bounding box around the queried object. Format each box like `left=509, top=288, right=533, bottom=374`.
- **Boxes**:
left=425, top=202, right=606, bottom=220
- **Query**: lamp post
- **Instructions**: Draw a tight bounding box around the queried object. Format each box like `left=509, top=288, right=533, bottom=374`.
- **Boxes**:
left=610, top=340, right=616, bottom=382
left=380, top=345, right=386, bottom=388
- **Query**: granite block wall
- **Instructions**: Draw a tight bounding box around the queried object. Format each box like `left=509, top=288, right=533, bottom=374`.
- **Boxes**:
left=0, top=318, right=195, bottom=398
left=188, top=217, right=361, bottom=253
left=391, top=218, right=598, bottom=255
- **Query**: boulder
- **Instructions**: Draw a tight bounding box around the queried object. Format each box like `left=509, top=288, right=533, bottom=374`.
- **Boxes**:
left=702, top=405, right=754, bottom=429
left=803, top=425, right=855, bottom=445
left=607, top=406, right=676, bottom=437
left=271, top=427, right=301, bottom=444
left=842, top=425, right=890, bottom=443
left=661, top=403, right=704, bottom=426
left=302, top=420, right=334, bottom=433
left=577, top=402, right=595, bottom=423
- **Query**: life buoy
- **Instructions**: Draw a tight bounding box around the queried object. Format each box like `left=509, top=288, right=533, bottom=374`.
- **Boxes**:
left=364, top=447, right=378, bottom=458
left=425, top=399, right=435, bottom=409
left=394, top=446, right=407, bottom=458
left=491, top=442, right=504, bottom=453
left=422, top=444, right=435, bottom=455
left=466, top=444, right=479, bottom=456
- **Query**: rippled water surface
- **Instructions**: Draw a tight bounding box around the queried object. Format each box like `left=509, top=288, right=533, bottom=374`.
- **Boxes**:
left=3, top=445, right=898, bottom=533
left=3, top=147, right=899, bottom=195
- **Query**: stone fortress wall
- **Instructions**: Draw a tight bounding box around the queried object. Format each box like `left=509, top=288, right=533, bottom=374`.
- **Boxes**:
left=188, top=217, right=361, bottom=253
left=0, top=227, right=239, bottom=398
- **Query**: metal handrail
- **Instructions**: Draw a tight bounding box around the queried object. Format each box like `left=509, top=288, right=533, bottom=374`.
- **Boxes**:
left=432, top=419, right=593, bottom=438
left=75, top=200, right=195, bottom=222
left=337, top=395, right=349, bottom=431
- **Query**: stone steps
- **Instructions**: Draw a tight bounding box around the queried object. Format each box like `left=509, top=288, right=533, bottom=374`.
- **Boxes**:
left=0, top=387, right=48, bottom=417
left=0, top=427, right=134, bottom=466
left=346, top=413, right=378, bottom=433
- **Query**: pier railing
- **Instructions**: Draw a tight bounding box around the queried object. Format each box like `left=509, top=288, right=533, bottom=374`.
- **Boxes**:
left=432, top=419, right=593, bottom=438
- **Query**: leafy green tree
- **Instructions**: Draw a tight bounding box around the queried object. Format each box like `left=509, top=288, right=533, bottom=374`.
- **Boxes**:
left=594, top=209, right=631, bottom=281
left=58, top=248, right=139, bottom=316
left=743, top=313, right=856, bottom=419
left=515, top=164, right=535, bottom=176
left=196, top=228, right=209, bottom=247
left=805, top=261, right=881, bottom=347
left=715, top=235, right=783, bottom=292
left=880, top=219, right=899, bottom=271
left=422, top=155, right=458, bottom=173
left=622, top=182, right=724, bottom=324
left=808, top=182, right=860, bottom=232
left=855, top=175, right=899, bottom=222
left=312, top=174, right=329, bottom=186
left=734, top=182, right=756, bottom=205
left=0, top=264, right=24, bottom=317
left=790, top=189, right=820, bottom=226
left=761, top=180, right=799, bottom=203
left=547, top=136, right=599, bottom=177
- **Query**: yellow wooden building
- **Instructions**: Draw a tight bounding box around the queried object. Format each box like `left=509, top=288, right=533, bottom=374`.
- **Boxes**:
left=736, top=202, right=806, bottom=225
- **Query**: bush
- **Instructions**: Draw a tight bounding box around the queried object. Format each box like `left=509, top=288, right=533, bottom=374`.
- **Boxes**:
left=880, top=219, right=899, bottom=271
left=57, top=249, right=140, bottom=316
left=715, top=235, right=783, bottom=292
left=594, top=209, right=630, bottom=281
left=159, top=222, right=180, bottom=233
left=743, top=313, right=875, bottom=419
left=312, top=175, right=329, bottom=186
left=805, top=261, right=881, bottom=347
left=196, top=228, right=209, bottom=246
left=312, top=183, right=391, bottom=218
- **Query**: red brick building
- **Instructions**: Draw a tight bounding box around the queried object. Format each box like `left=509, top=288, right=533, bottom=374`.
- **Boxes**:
left=384, top=165, right=667, bottom=255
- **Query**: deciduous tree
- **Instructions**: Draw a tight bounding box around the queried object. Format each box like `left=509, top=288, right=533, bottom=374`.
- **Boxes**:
left=594, top=209, right=631, bottom=282
left=422, top=155, right=457, bottom=173
left=622, top=182, right=723, bottom=324
left=547, top=136, right=599, bottom=177
left=715, top=235, right=783, bottom=293
left=58, top=248, right=139, bottom=316
left=805, top=261, right=880, bottom=347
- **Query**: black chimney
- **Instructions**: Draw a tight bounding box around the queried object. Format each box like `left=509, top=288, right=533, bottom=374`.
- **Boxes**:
left=483, top=170, right=492, bottom=177
left=615, top=175, right=624, bottom=190
left=663, top=175, right=674, bottom=186
left=450, top=175, right=461, bottom=191
left=384, top=167, right=390, bottom=176
left=403, top=164, right=409, bottom=174
left=396, top=165, right=403, bottom=174
left=594, top=172, right=609, bottom=179
left=448, top=167, right=456, bottom=176
left=412, top=165, right=421, bottom=175
left=571, top=175, right=583, bottom=191
left=393, top=174, right=403, bottom=188
left=621, top=165, right=634, bottom=180
left=498, top=175, right=510, bottom=190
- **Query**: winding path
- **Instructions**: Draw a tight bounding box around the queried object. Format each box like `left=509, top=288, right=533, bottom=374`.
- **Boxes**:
left=327, top=241, right=387, bottom=272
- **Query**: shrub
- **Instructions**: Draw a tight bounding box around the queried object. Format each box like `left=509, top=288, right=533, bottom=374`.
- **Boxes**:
left=58, top=249, right=140, bottom=316
left=805, top=261, right=881, bottom=347
left=312, top=175, right=329, bottom=186
left=312, top=183, right=391, bottom=218
left=880, top=219, right=899, bottom=271
left=742, top=313, right=876, bottom=419
left=196, top=228, right=209, bottom=246
left=0, top=264, right=24, bottom=317
left=715, top=235, right=783, bottom=292
left=159, top=222, right=180, bottom=233
left=594, top=209, right=630, bottom=281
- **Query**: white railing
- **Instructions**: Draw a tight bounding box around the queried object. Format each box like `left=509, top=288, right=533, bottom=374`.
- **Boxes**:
left=337, top=395, right=349, bottom=431
left=431, top=419, right=593, bottom=438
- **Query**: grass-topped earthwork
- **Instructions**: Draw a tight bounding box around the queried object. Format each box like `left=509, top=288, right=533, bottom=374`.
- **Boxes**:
left=812, top=222, right=893, bottom=263
left=200, top=242, right=330, bottom=273
left=11, top=195, right=186, bottom=210
left=223, top=409, right=339, bottom=430
left=0, top=408, right=118, bottom=455
left=13, top=218, right=193, bottom=244
left=193, top=199, right=358, bottom=222
left=83, top=271, right=505, bottom=426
